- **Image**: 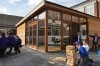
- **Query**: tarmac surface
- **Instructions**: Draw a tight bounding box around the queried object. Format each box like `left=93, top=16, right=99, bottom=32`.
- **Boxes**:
left=0, top=47, right=100, bottom=66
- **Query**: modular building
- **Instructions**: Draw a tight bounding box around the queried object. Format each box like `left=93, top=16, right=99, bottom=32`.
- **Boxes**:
left=16, top=1, right=100, bottom=52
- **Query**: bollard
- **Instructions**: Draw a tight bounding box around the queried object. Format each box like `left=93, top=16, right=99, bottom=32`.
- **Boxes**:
left=66, top=45, right=76, bottom=66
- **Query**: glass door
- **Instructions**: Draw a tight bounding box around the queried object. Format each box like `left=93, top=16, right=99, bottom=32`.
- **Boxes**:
left=62, top=22, right=70, bottom=50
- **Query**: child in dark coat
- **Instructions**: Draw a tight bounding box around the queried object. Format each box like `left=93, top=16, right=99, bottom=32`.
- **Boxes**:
left=0, top=33, right=7, bottom=57
left=14, top=35, right=22, bottom=53
left=7, top=33, right=16, bottom=54
left=89, top=33, right=100, bottom=51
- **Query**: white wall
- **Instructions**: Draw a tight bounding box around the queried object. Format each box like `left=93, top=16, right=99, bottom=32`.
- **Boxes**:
left=72, top=1, right=95, bottom=16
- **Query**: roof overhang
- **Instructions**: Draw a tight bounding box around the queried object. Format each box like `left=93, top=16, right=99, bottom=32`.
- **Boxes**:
left=16, top=0, right=45, bottom=27
left=16, top=0, right=100, bottom=27
left=45, top=1, right=100, bottom=19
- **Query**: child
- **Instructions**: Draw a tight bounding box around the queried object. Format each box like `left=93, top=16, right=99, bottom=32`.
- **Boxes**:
left=75, top=41, right=89, bottom=66
left=82, top=40, right=90, bottom=52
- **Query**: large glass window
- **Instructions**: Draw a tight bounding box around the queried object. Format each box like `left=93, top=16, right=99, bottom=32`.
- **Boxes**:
left=33, top=16, right=37, bottom=22
left=26, top=25, right=30, bottom=45
left=80, top=18, right=86, bottom=23
left=48, top=10, right=60, bottom=20
left=63, top=14, right=71, bottom=21
left=71, top=17, right=87, bottom=43
left=48, top=10, right=61, bottom=52
left=38, top=12, right=45, bottom=51
left=26, top=19, right=34, bottom=46
left=29, top=26, right=32, bottom=45
left=25, top=16, right=37, bottom=47
left=62, top=22, right=70, bottom=50
left=80, top=18, right=87, bottom=40
left=32, top=23, right=38, bottom=49
left=28, top=19, right=33, bottom=24
left=49, top=20, right=61, bottom=36
left=72, top=16, right=78, bottom=22
left=71, top=16, right=80, bottom=43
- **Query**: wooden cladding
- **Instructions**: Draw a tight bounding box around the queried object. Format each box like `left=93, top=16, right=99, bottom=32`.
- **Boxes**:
left=17, top=23, right=25, bottom=45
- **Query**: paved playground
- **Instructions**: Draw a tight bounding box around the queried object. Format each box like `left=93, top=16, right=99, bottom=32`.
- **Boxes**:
left=0, top=47, right=100, bottom=66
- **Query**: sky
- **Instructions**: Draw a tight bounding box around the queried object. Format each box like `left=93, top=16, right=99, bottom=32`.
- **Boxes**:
left=0, top=0, right=85, bottom=17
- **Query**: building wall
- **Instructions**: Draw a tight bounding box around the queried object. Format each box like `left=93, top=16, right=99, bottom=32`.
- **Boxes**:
left=74, top=6, right=84, bottom=13
left=85, top=3, right=94, bottom=16
left=72, top=1, right=100, bottom=17
left=17, top=23, right=25, bottom=45
left=0, top=29, right=7, bottom=37
left=88, top=18, right=100, bottom=47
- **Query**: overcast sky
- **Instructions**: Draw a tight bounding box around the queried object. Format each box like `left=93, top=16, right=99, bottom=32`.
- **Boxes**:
left=0, top=0, right=85, bottom=17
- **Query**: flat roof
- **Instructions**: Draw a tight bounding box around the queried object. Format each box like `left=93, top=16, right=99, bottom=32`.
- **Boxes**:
left=16, top=0, right=100, bottom=27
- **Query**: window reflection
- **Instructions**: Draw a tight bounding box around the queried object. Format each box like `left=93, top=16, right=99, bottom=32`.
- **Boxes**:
left=63, top=14, right=71, bottom=21
left=33, top=24, right=37, bottom=49
left=48, top=10, right=60, bottom=20
left=80, top=24, right=87, bottom=40
left=80, top=18, right=86, bottom=23
left=72, top=16, right=78, bottom=22
left=48, top=10, right=61, bottom=52
left=62, top=23, right=69, bottom=49
left=26, top=26, right=30, bottom=45
left=25, top=11, right=45, bottom=51
left=38, top=12, right=45, bottom=51
left=29, top=26, right=32, bottom=45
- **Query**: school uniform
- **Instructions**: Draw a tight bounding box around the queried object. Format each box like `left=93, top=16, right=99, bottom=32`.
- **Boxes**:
left=82, top=45, right=90, bottom=52
left=0, top=36, right=7, bottom=56
left=78, top=46, right=89, bottom=66
left=7, top=35, right=16, bottom=54
left=89, top=35, right=100, bottom=51
left=15, top=38, right=21, bottom=53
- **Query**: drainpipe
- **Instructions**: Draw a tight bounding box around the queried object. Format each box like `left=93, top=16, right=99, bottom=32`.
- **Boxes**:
left=96, top=0, right=99, bottom=18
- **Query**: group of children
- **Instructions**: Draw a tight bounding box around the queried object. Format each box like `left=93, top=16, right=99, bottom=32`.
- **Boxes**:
left=75, top=40, right=93, bottom=66
left=0, top=33, right=22, bottom=57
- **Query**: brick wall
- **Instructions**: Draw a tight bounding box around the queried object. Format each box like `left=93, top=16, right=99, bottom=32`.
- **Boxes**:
left=88, top=18, right=100, bottom=47
left=17, top=23, right=26, bottom=45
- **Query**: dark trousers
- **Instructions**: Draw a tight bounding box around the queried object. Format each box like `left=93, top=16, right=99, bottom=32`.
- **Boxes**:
left=8, top=46, right=13, bottom=54
left=14, top=46, right=20, bottom=53
left=78, top=57, right=89, bottom=66
left=92, top=42, right=98, bottom=51
left=0, top=48, right=6, bottom=57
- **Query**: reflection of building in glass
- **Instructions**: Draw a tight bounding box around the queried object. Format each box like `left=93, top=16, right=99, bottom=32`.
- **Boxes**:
left=0, top=14, right=23, bottom=36
left=16, top=1, right=100, bottom=52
